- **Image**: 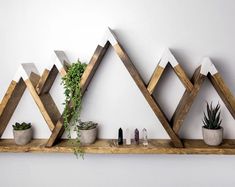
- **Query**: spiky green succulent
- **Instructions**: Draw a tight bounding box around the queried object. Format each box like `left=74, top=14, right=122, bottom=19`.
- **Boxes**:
left=202, top=102, right=222, bottom=129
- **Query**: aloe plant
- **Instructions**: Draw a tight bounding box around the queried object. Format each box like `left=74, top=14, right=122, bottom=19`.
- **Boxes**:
left=202, top=102, right=222, bottom=129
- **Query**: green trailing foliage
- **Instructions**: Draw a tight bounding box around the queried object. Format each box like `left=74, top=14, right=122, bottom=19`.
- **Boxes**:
left=61, top=60, right=87, bottom=137
left=61, top=60, right=87, bottom=158
left=202, top=102, right=222, bottom=129
left=13, top=122, right=31, bottom=130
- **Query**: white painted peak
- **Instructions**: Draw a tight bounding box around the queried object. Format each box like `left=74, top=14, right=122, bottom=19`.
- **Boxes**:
left=54, top=50, right=70, bottom=71
left=158, top=48, right=179, bottom=68
left=99, top=27, right=118, bottom=47
left=13, top=63, right=39, bottom=81
left=200, top=57, right=218, bottom=75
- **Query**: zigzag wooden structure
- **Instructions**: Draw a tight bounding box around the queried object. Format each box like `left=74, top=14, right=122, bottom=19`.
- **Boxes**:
left=0, top=28, right=234, bottom=154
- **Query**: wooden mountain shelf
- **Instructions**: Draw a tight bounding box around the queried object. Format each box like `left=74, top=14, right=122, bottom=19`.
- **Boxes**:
left=0, top=28, right=234, bottom=154
left=1, top=139, right=235, bottom=154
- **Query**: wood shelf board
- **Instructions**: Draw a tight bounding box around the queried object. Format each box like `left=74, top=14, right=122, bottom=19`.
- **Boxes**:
left=1, top=139, right=235, bottom=154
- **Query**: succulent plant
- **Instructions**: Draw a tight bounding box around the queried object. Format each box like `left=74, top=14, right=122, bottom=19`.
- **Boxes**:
left=13, top=122, right=31, bottom=130
left=76, top=120, right=97, bottom=130
left=202, top=102, right=222, bottom=129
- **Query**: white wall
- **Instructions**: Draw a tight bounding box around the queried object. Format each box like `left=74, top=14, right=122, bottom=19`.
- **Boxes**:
left=0, top=0, right=235, bottom=186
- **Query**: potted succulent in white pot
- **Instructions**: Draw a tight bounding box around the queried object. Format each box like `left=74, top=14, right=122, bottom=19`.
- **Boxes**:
left=76, top=120, right=98, bottom=145
left=202, top=102, right=223, bottom=146
left=13, top=122, right=32, bottom=145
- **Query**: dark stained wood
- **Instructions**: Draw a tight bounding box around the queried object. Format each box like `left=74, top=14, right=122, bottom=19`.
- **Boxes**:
left=147, top=65, right=164, bottom=94
left=208, top=72, right=235, bottom=118
left=46, top=43, right=110, bottom=147
left=171, top=66, right=206, bottom=133
left=0, top=79, right=26, bottom=136
left=36, top=65, right=59, bottom=95
left=80, top=42, right=110, bottom=94
left=1, top=139, right=235, bottom=154
left=173, top=64, right=193, bottom=92
left=113, top=43, right=183, bottom=148
left=24, top=73, right=57, bottom=131
left=46, top=117, right=64, bottom=147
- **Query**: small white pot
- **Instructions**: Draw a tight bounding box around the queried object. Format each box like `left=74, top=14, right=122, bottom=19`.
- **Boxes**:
left=202, top=126, right=223, bottom=146
left=79, top=127, right=97, bottom=145
left=13, top=128, right=32, bottom=145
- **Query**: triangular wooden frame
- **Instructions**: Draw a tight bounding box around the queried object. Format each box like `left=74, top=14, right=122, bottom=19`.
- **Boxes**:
left=46, top=28, right=183, bottom=147
left=0, top=63, right=60, bottom=136
left=0, top=28, right=234, bottom=151
left=171, top=57, right=235, bottom=134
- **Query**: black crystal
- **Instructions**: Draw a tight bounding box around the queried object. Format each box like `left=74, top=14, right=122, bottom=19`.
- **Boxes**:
left=118, top=128, right=123, bottom=145
left=135, top=128, right=139, bottom=145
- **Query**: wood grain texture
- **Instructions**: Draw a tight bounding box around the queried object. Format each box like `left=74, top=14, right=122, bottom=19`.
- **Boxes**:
left=0, top=79, right=26, bottom=136
left=46, top=117, right=64, bottom=147
left=24, top=73, right=57, bottom=131
left=113, top=43, right=183, bottom=148
left=171, top=66, right=205, bottom=133
left=208, top=72, right=235, bottom=118
left=173, top=64, right=193, bottom=92
left=36, top=65, right=59, bottom=95
left=1, top=139, right=235, bottom=154
left=80, top=42, right=110, bottom=94
left=147, top=65, right=164, bottom=94
left=46, top=43, right=110, bottom=147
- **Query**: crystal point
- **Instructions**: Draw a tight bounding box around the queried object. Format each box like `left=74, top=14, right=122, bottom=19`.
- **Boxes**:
left=118, top=128, right=123, bottom=145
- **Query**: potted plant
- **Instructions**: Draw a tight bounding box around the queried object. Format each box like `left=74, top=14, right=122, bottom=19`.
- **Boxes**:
left=202, top=102, right=223, bottom=146
left=13, top=122, right=32, bottom=145
left=75, top=120, right=98, bottom=145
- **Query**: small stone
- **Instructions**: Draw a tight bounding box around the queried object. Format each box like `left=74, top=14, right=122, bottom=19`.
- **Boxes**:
left=142, top=128, right=148, bottom=146
left=125, top=128, right=131, bottom=145
left=118, top=128, right=123, bottom=145
left=135, top=128, right=139, bottom=145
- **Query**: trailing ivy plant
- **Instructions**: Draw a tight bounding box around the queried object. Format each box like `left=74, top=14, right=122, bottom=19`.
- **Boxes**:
left=61, top=60, right=87, bottom=157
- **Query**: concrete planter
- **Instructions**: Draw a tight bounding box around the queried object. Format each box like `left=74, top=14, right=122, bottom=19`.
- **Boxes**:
left=202, top=126, right=223, bottom=146
left=79, top=127, right=97, bottom=145
left=13, top=128, right=32, bottom=145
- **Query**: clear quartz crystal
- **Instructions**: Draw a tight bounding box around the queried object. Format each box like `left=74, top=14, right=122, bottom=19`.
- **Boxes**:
left=126, top=128, right=131, bottom=145
left=142, top=128, right=148, bottom=146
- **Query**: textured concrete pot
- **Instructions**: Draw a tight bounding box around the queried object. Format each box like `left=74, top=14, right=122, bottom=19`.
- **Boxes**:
left=79, top=127, right=97, bottom=145
left=13, top=128, right=32, bottom=145
left=202, top=126, right=223, bottom=146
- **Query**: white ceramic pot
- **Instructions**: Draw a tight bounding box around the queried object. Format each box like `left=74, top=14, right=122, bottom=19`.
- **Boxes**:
left=202, top=126, right=223, bottom=146
left=13, top=128, right=32, bottom=145
left=79, top=127, right=97, bottom=145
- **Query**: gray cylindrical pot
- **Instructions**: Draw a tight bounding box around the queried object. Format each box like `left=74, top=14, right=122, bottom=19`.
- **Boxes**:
left=13, top=128, right=32, bottom=145
left=79, top=127, right=97, bottom=145
left=202, top=126, right=223, bottom=146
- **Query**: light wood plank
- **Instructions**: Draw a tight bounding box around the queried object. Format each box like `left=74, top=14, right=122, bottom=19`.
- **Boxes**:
left=147, top=65, right=164, bottom=94
left=1, top=139, right=235, bottom=154
left=173, top=64, right=193, bottom=92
